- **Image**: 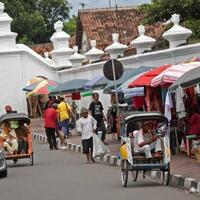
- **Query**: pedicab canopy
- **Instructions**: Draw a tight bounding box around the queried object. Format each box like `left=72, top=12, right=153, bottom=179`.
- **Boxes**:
left=50, top=79, right=89, bottom=94
left=122, top=111, right=168, bottom=124
left=169, top=66, right=200, bottom=92
left=0, top=113, right=30, bottom=125
left=103, top=66, right=151, bottom=94
left=151, top=62, right=200, bottom=87
left=128, top=64, right=171, bottom=88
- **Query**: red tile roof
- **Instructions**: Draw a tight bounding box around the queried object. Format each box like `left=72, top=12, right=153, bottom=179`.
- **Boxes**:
left=76, top=7, right=165, bottom=51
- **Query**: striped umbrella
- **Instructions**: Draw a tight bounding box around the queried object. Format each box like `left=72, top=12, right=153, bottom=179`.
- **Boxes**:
left=151, top=61, right=200, bottom=87
left=27, top=80, right=59, bottom=95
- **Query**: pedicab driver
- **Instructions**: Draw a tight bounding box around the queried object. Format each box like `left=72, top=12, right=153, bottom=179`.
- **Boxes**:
left=132, top=121, right=162, bottom=159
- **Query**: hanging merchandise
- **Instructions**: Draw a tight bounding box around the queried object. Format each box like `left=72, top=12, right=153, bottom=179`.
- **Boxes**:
left=164, top=92, right=173, bottom=122
left=185, top=87, right=197, bottom=108
left=133, top=96, right=145, bottom=109
left=176, top=86, right=186, bottom=118
left=72, top=92, right=81, bottom=100
left=81, top=91, right=93, bottom=97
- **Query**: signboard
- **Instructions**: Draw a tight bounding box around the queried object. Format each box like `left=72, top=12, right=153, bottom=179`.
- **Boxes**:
left=103, top=59, right=123, bottom=81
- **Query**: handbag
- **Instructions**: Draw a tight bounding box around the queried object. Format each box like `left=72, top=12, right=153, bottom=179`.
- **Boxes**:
left=65, top=103, right=74, bottom=118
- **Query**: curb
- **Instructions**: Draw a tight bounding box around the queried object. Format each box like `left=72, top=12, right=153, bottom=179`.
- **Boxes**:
left=33, top=133, right=200, bottom=195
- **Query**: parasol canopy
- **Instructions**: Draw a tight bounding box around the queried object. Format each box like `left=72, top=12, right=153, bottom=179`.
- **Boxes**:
left=151, top=62, right=200, bottom=87
left=84, top=75, right=109, bottom=90
left=128, top=64, right=171, bottom=88
left=51, top=79, right=89, bottom=94
left=169, top=65, right=200, bottom=92
left=103, top=66, right=151, bottom=94
left=23, top=79, right=59, bottom=95
left=26, top=76, right=47, bottom=85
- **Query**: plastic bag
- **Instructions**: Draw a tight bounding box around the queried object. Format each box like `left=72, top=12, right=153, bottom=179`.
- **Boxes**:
left=93, top=134, right=110, bottom=158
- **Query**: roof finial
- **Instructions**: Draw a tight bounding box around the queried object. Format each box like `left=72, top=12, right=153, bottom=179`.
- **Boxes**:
left=90, top=40, right=96, bottom=48
left=112, top=33, right=119, bottom=42
left=171, top=14, right=180, bottom=25
left=0, top=2, right=4, bottom=14
left=138, top=25, right=145, bottom=36
left=54, top=20, right=63, bottom=32
left=73, top=45, right=78, bottom=53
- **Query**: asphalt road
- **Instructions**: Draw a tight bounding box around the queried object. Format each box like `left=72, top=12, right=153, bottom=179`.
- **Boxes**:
left=0, top=143, right=198, bottom=200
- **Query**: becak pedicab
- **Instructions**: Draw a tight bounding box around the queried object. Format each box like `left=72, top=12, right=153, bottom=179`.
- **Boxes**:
left=0, top=113, right=34, bottom=166
left=120, top=111, right=170, bottom=187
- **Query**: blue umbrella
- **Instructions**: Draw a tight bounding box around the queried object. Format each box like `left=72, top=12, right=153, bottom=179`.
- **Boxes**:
left=84, top=75, right=109, bottom=90
left=103, top=66, right=151, bottom=94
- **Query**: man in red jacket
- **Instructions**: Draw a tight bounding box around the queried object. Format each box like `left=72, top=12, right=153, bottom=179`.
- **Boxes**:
left=44, top=103, right=58, bottom=150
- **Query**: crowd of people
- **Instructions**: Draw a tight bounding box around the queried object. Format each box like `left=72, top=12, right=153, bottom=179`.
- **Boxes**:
left=43, top=92, right=109, bottom=163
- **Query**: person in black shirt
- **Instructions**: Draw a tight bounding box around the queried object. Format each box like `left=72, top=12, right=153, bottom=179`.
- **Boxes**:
left=89, top=93, right=107, bottom=143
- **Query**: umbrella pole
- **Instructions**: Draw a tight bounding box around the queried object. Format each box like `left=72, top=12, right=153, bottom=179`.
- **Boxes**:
left=111, top=59, right=121, bottom=138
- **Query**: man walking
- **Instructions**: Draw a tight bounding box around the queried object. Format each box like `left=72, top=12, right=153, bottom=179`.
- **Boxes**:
left=44, top=103, right=58, bottom=150
left=89, top=93, right=107, bottom=144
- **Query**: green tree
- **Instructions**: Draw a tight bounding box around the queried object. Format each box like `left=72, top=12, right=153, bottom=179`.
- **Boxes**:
left=1, top=0, right=71, bottom=44
left=141, top=0, right=200, bottom=41
left=63, top=15, right=77, bottom=36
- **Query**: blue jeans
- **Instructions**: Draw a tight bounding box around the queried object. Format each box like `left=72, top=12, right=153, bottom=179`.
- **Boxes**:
left=60, top=119, right=69, bottom=137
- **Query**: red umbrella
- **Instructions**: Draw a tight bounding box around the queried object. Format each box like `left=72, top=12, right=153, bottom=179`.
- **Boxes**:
left=128, top=64, right=171, bottom=88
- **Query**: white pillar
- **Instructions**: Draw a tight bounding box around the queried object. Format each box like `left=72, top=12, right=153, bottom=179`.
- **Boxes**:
left=50, top=20, right=74, bottom=69
left=163, top=14, right=192, bottom=48
left=85, top=40, right=104, bottom=63
left=0, top=2, right=17, bottom=50
left=131, top=25, right=156, bottom=54
left=105, top=33, right=127, bottom=59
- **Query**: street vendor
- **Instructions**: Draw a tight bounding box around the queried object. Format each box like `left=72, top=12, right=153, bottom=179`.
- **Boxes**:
left=0, top=121, right=18, bottom=154
left=132, top=121, right=162, bottom=159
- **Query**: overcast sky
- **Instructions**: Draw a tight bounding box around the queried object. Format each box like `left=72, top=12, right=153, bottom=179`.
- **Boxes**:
left=68, top=0, right=151, bottom=16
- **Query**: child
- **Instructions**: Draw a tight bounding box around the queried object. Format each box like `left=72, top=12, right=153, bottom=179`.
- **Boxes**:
left=76, top=107, right=97, bottom=164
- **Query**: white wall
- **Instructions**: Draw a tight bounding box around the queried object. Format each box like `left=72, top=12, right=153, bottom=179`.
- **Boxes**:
left=0, top=46, right=56, bottom=115
left=1, top=39, right=200, bottom=116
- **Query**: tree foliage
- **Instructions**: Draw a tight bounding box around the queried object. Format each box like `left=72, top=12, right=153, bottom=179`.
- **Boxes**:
left=1, top=0, right=71, bottom=44
left=64, top=15, right=77, bottom=36
left=141, top=0, right=200, bottom=41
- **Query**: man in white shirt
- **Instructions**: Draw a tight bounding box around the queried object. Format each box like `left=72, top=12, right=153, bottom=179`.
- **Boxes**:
left=133, top=121, right=162, bottom=159
left=76, top=107, right=97, bottom=163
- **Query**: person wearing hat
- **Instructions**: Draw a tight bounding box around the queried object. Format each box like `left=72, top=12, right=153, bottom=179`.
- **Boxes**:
left=44, top=103, right=58, bottom=150
left=132, top=121, right=162, bottom=159
left=76, top=107, right=97, bottom=163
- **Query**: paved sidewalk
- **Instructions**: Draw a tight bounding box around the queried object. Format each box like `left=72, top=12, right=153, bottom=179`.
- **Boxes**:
left=31, top=118, right=200, bottom=183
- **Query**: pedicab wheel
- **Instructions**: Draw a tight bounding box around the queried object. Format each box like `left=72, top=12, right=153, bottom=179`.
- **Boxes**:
left=132, top=170, right=138, bottom=182
left=163, top=163, right=170, bottom=186
left=30, top=152, right=34, bottom=166
left=121, top=160, right=129, bottom=187
left=0, top=169, right=7, bottom=178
